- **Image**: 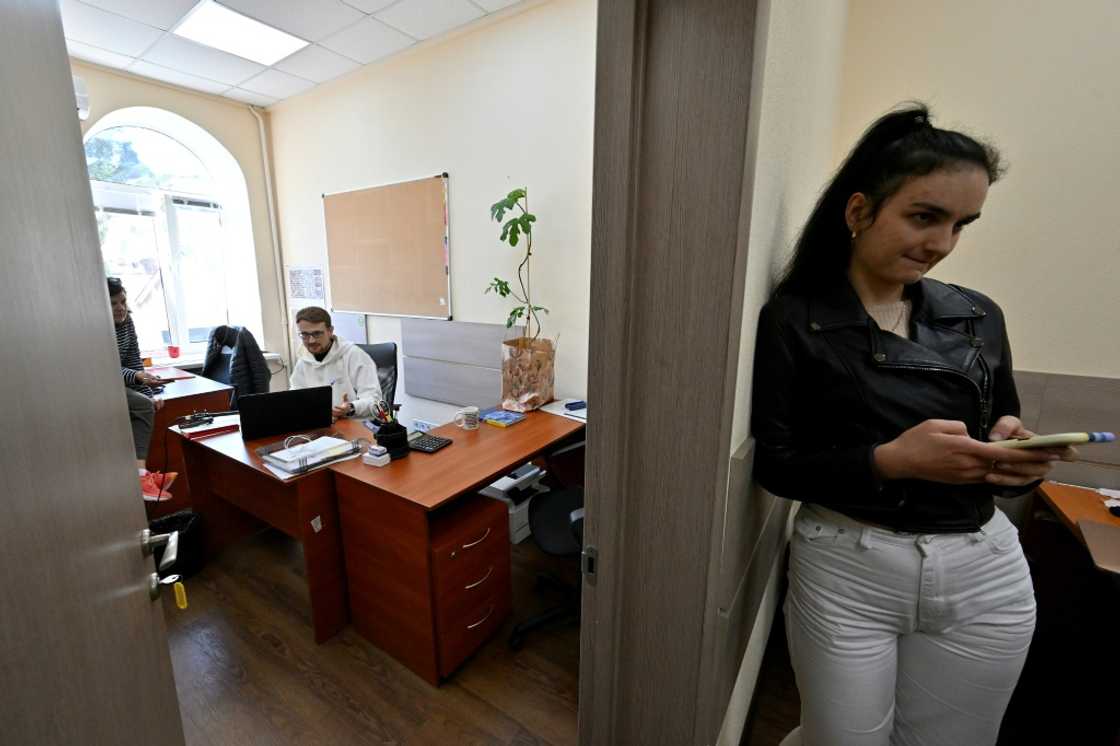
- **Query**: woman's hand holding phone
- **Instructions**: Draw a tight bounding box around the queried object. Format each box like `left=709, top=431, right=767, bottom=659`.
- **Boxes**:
left=874, top=416, right=1076, bottom=486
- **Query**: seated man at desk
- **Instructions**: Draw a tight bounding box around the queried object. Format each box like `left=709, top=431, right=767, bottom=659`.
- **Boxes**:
left=290, top=306, right=382, bottom=420
left=108, top=277, right=175, bottom=499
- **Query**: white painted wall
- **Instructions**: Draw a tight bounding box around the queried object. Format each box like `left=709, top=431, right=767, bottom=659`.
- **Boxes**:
left=720, top=0, right=850, bottom=742
left=837, top=0, right=1120, bottom=377
left=268, top=0, right=596, bottom=426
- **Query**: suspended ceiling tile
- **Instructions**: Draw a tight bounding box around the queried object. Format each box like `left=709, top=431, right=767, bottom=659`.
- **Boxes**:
left=273, top=44, right=361, bottom=84
left=220, top=0, right=364, bottom=43
left=67, top=39, right=136, bottom=70
left=143, top=34, right=266, bottom=86
left=319, top=16, right=414, bottom=64
left=128, top=60, right=230, bottom=94
left=340, top=0, right=397, bottom=12
left=375, top=0, right=484, bottom=40
left=59, top=0, right=165, bottom=57
left=77, top=0, right=200, bottom=31
left=223, top=88, right=279, bottom=107
left=239, top=68, right=317, bottom=98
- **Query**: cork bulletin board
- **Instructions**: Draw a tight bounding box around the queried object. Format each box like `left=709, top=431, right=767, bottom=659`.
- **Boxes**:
left=323, top=173, right=451, bottom=319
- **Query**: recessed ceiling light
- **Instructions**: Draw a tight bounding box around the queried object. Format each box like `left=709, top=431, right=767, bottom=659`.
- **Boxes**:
left=173, top=1, right=309, bottom=67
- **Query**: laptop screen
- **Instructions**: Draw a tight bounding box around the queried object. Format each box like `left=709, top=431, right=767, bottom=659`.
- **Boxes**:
left=237, top=386, right=333, bottom=440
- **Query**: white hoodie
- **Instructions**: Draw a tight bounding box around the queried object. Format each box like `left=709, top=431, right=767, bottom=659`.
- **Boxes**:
left=289, top=336, right=383, bottom=418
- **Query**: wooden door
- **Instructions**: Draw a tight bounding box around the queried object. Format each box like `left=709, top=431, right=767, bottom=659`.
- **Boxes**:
left=0, top=1, right=185, bottom=743
left=581, top=0, right=760, bottom=743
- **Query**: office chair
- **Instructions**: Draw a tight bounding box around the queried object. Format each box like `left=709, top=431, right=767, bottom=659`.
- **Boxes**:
left=357, top=342, right=398, bottom=407
left=508, top=486, right=584, bottom=650
left=203, top=326, right=269, bottom=408
left=200, top=350, right=233, bottom=386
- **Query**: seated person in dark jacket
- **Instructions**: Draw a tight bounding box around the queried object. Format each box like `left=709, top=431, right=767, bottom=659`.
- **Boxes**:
left=108, top=277, right=175, bottom=500
left=750, top=105, right=1078, bottom=746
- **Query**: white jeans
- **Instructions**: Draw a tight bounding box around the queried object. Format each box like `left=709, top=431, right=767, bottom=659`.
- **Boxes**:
left=782, top=504, right=1036, bottom=746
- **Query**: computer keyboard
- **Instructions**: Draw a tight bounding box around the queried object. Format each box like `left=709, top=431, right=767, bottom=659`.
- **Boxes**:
left=408, top=432, right=452, bottom=453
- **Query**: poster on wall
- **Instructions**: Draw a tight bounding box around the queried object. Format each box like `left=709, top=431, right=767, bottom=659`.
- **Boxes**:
left=287, top=265, right=325, bottom=305
left=287, top=264, right=326, bottom=351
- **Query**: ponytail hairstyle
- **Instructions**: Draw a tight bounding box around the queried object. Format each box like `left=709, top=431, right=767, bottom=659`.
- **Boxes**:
left=775, top=103, right=1004, bottom=296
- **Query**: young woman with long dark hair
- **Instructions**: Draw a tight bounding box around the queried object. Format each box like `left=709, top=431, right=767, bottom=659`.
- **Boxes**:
left=751, top=104, right=1077, bottom=745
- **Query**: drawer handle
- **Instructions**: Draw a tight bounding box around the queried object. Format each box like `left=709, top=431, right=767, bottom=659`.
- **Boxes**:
left=464, top=565, right=493, bottom=590
left=467, top=605, right=495, bottom=630
left=461, top=527, right=491, bottom=550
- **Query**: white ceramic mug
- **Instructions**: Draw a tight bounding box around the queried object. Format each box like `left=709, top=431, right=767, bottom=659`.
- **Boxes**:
left=454, top=405, right=480, bottom=430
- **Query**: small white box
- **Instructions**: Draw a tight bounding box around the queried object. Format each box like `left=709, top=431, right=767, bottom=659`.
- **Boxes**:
left=481, top=464, right=546, bottom=544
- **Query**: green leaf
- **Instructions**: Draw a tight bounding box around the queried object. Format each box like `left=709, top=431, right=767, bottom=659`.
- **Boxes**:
left=504, top=218, right=521, bottom=247
left=486, top=278, right=512, bottom=297
left=506, top=305, right=526, bottom=328
left=507, top=188, right=526, bottom=202
left=518, top=214, right=535, bottom=236
left=530, top=305, right=549, bottom=314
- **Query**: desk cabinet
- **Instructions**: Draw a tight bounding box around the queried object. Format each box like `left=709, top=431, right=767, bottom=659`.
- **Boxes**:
left=431, top=497, right=511, bottom=678
left=336, top=476, right=511, bottom=685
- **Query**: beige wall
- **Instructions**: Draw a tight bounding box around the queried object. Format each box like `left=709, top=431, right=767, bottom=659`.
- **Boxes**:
left=719, top=1, right=849, bottom=743
left=72, top=61, right=287, bottom=362
left=837, top=0, right=1120, bottom=378
left=268, top=0, right=595, bottom=425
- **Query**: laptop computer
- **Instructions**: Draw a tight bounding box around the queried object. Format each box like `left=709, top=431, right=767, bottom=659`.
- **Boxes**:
left=238, top=386, right=333, bottom=440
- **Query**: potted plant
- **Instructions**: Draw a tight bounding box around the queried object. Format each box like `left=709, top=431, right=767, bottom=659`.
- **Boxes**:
left=485, top=187, right=555, bottom=412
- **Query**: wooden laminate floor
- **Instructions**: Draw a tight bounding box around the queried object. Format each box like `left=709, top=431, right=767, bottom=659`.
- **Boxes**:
left=163, top=529, right=580, bottom=746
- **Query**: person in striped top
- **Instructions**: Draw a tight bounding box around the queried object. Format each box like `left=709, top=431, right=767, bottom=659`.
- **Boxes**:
left=108, top=277, right=175, bottom=500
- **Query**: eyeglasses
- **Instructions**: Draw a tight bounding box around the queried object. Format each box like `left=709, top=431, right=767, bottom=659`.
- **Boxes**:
left=298, top=330, right=327, bottom=340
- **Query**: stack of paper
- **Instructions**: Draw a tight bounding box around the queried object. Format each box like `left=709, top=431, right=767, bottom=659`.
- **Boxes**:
left=262, top=436, right=355, bottom=474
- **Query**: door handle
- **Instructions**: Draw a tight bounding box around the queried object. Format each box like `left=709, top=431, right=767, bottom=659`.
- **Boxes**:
left=141, top=529, right=179, bottom=572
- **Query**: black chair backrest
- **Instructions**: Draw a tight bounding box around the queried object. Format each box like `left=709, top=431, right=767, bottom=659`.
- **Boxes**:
left=201, top=350, right=232, bottom=386
left=357, top=342, right=398, bottom=406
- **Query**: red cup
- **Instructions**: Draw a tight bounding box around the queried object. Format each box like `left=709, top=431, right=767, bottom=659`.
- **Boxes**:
left=167, top=345, right=180, bottom=358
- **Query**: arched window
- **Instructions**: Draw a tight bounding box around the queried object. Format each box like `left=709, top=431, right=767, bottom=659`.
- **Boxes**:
left=85, top=108, right=262, bottom=356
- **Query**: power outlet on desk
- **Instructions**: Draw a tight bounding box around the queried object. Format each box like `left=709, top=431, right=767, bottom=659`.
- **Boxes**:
left=413, top=419, right=436, bottom=433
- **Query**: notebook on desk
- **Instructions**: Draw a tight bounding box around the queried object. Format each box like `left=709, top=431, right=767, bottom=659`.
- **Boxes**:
left=238, top=386, right=332, bottom=440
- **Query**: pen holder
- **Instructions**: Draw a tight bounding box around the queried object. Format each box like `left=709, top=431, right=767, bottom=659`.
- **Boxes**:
left=374, top=421, right=409, bottom=460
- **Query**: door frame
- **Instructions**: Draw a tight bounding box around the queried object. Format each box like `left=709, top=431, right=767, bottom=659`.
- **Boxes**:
left=580, top=0, right=761, bottom=743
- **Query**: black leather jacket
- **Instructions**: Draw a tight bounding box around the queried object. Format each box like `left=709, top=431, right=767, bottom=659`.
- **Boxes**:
left=751, top=277, right=1031, bottom=533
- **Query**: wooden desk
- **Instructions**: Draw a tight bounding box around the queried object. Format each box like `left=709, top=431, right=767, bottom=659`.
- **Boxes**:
left=331, top=413, right=584, bottom=683
left=175, top=411, right=584, bottom=669
left=145, top=368, right=233, bottom=520
left=178, top=417, right=348, bottom=643
left=1034, top=481, right=1120, bottom=542
left=1035, top=481, right=1120, bottom=574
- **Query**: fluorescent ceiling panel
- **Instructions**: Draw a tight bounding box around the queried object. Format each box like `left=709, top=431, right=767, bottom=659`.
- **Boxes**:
left=375, top=0, right=484, bottom=40
left=173, top=0, right=309, bottom=66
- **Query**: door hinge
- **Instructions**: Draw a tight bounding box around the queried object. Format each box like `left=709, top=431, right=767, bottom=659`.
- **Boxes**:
left=582, top=545, right=597, bottom=585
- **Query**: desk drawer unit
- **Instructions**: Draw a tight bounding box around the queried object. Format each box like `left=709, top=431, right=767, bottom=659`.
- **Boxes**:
left=430, top=496, right=512, bottom=678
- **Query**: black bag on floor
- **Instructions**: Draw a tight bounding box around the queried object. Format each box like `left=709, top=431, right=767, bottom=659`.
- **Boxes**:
left=148, top=510, right=203, bottom=579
